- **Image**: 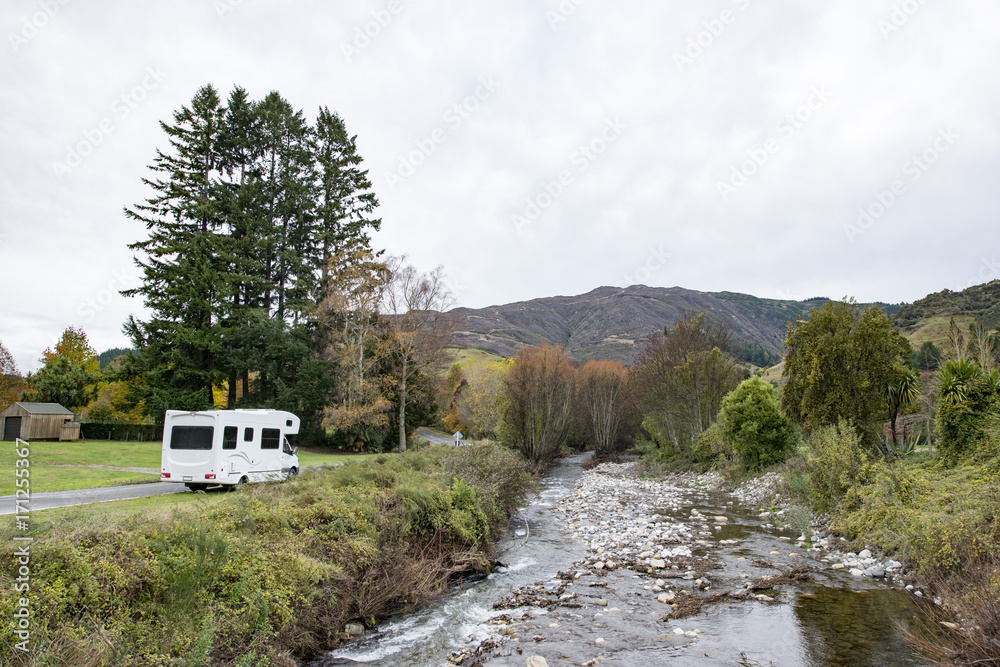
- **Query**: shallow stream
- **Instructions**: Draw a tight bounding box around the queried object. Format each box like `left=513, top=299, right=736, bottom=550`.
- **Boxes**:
left=311, top=456, right=934, bottom=666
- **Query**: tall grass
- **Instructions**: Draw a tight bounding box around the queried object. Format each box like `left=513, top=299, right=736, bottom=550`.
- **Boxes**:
left=0, top=443, right=533, bottom=666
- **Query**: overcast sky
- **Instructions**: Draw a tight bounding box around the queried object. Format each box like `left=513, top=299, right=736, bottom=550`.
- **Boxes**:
left=2, top=0, right=998, bottom=372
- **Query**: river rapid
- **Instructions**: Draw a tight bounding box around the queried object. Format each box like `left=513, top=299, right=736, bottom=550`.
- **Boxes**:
left=312, top=455, right=934, bottom=667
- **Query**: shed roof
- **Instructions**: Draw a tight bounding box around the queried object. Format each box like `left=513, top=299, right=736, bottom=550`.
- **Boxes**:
left=15, top=402, right=74, bottom=415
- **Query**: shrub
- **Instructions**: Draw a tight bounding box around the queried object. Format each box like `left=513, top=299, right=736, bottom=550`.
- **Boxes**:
left=691, top=423, right=728, bottom=466
left=718, top=377, right=799, bottom=472
left=0, top=443, right=532, bottom=666
left=805, top=420, right=874, bottom=514
left=936, top=359, right=999, bottom=464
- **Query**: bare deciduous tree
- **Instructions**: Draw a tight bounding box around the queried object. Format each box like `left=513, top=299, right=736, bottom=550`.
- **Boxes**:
left=383, top=256, right=458, bottom=451
left=577, top=359, right=632, bottom=456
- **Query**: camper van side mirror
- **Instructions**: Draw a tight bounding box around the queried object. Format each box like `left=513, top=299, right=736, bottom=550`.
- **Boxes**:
left=292, top=446, right=298, bottom=455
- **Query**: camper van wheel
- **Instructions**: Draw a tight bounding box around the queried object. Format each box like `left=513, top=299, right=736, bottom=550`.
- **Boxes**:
left=231, top=476, right=248, bottom=491
left=286, top=467, right=298, bottom=480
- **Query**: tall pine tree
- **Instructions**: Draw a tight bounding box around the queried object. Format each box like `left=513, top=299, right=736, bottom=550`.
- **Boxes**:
left=122, top=85, right=228, bottom=413
left=121, top=84, right=384, bottom=439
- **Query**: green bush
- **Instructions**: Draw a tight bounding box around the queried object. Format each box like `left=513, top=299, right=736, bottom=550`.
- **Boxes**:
left=718, top=377, right=799, bottom=472
left=804, top=420, right=875, bottom=514
left=691, top=423, right=728, bottom=464
left=936, top=359, right=999, bottom=465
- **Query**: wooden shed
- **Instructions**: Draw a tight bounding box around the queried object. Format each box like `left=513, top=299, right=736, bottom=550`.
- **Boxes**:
left=0, top=402, right=81, bottom=441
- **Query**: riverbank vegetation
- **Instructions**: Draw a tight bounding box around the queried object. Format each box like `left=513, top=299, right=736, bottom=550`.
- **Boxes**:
left=446, top=299, right=998, bottom=662
left=0, top=443, right=532, bottom=666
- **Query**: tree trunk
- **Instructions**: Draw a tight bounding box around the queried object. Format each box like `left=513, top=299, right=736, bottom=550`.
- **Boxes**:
left=398, top=386, right=407, bottom=452
left=398, top=357, right=408, bottom=452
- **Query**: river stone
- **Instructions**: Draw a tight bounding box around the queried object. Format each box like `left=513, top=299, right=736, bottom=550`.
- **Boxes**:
left=595, top=599, right=608, bottom=607
left=650, top=559, right=666, bottom=569
left=526, top=656, right=549, bottom=667
left=345, top=623, right=364, bottom=636
left=858, top=549, right=872, bottom=559
left=866, top=565, right=886, bottom=578
left=831, top=563, right=846, bottom=570
left=850, top=568, right=864, bottom=577
left=714, top=516, right=728, bottom=523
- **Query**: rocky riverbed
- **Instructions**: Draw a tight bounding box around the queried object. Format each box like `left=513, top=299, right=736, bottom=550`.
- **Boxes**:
left=449, top=461, right=932, bottom=667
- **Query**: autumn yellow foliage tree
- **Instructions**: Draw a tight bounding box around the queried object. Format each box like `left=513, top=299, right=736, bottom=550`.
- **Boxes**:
left=0, top=340, right=24, bottom=410
left=319, top=249, right=395, bottom=450
left=458, top=359, right=511, bottom=439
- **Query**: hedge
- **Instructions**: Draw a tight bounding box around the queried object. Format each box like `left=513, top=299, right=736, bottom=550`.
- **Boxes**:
left=80, top=422, right=161, bottom=441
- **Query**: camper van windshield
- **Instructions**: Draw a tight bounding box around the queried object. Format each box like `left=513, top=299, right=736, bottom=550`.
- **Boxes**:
left=170, top=426, right=214, bottom=450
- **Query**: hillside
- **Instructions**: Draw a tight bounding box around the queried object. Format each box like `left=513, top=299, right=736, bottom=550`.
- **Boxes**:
left=895, top=280, right=1000, bottom=332
left=892, top=280, right=1000, bottom=351
left=450, top=286, right=833, bottom=364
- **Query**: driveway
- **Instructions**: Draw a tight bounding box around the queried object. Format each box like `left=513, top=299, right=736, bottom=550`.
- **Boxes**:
left=0, top=482, right=187, bottom=515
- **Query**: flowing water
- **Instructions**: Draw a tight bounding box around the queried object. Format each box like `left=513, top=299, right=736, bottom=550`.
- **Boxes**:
left=311, top=456, right=934, bottom=667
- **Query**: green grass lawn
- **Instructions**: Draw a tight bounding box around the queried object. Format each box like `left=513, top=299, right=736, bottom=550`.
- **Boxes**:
left=0, top=439, right=378, bottom=495
left=446, top=347, right=506, bottom=368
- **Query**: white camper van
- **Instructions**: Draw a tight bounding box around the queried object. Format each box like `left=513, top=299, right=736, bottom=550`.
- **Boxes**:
left=160, top=409, right=300, bottom=490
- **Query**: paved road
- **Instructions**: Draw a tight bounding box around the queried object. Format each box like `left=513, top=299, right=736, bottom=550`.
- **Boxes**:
left=0, top=482, right=187, bottom=515
left=416, top=428, right=456, bottom=445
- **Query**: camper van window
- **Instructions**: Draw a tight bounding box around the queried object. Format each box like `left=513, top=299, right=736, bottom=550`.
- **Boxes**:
left=170, top=426, right=214, bottom=450
left=223, top=426, right=238, bottom=450
left=261, top=428, right=280, bottom=450
left=244, top=427, right=254, bottom=442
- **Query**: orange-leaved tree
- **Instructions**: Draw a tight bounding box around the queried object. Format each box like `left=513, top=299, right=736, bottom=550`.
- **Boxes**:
left=577, top=359, right=632, bottom=457
left=503, top=344, right=575, bottom=463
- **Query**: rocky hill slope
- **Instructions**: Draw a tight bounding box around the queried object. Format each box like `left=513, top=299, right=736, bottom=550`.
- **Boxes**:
left=449, top=285, right=840, bottom=364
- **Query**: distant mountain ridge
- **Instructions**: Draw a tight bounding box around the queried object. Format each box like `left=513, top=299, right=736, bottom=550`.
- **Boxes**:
left=449, top=285, right=901, bottom=364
